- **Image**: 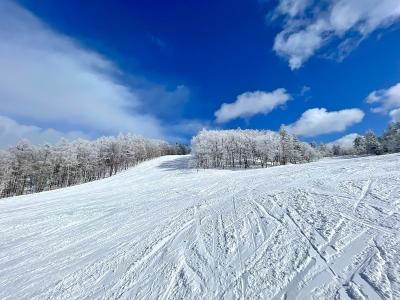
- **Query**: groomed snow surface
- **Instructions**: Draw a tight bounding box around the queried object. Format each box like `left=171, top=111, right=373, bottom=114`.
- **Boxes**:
left=1, top=154, right=400, bottom=299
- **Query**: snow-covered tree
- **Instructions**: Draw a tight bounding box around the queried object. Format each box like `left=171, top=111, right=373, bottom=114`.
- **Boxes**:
left=327, top=122, right=400, bottom=156
left=382, top=122, right=400, bottom=153
left=0, top=134, right=178, bottom=198
left=354, top=136, right=367, bottom=155
left=191, top=128, right=320, bottom=169
left=364, top=130, right=383, bottom=155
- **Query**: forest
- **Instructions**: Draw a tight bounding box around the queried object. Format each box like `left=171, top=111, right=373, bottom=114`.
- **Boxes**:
left=191, top=126, right=320, bottom=169
left=1, top=121, right=399, bottom=198
left=325, top=121, right=400, bottom=156
left=0, top=134, right=189, bottom=198
left=191, top=121, right=400, bottom=169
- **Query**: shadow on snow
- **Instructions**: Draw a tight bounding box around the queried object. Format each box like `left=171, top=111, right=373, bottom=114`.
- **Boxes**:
left=157, top=156, right=192, bottom=171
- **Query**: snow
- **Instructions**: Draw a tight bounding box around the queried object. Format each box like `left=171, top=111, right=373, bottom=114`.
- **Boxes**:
left=1, top=154, right=400, bottom=299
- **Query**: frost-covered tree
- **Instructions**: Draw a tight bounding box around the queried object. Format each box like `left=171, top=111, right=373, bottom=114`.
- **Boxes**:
left=191, top=128, right=320, bottom=169
left=279, top=125, right=295, bottom=165
left=354, top=136, right=367, bottom=155
left=364, top=130, right=383, bottom=155
left=0, top=134, right=179, bottom=198
left=255, top=134, right=281, bottom=167
left=327, top=122, right=400, bottom=156
left=382, top=122, right=400, bottom=153
left=332, top=145, right=342, bottom=156
left=318, top=143, right=332, bottom=157
left=0, top=150, right=13, bottom=196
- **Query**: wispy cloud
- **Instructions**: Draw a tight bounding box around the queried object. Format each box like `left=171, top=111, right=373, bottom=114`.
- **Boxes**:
left=275, top=0, right=312, bottom=18
left=0, top=0, right=188, bottom=143
left=300, top=85, right=311, bottom=96
left=0, top=115, right=86, bottom=149
left=150, top=35, right=168, bottom=49
left=272, top=0, right=400, bottom=69
left=214, top=89, right=291, bottom=123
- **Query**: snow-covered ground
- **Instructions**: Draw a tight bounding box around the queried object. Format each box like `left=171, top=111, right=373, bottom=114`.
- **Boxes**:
left=1, top=154, right=400, bottom=299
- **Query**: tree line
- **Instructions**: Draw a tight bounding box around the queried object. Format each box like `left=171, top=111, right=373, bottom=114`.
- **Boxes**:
left=2, top=122, right=398, bottom=197
left=191, top=127, right=320, bottom=169
left=327, top=121, right=400, bottom=156
left=0, top=134, right=189, bottom=198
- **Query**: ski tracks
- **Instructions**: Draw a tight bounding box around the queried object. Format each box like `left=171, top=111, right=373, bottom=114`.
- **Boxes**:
left=1, top=155, right=400, bottom=299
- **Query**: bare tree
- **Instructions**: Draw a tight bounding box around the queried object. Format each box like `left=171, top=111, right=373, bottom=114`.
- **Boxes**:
left=0, top=134, right=183, bottom=198
left=191, top=128, right=320, bottom=169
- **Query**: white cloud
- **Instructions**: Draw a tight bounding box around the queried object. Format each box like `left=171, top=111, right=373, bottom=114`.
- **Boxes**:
left=273, top=0, right=400, bottom=69
left=300, top=85, right=311, bottom=96
left=389, top=108, right=400, bottom=122
left=214, top=89, right=291, bottom=123
left=366, top=82, right=400, bottom=114
left=328, top=133, right=360, bottom=149
left=286, top=108, right=364, bottom=137
left=0, top=1, right=188, bottom=140
left=274, top=19, right=328, bottom=70
left=0, top=116, right=86, bottom=148
left=275, top=0, right=312, bottom=18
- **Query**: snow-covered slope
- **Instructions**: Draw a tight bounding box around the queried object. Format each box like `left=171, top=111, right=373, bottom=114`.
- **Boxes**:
left=1, top=154, right=400, bottom=299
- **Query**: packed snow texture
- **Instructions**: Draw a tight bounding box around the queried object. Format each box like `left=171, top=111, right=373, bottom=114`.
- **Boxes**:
left=0, top=154, right=400, bottom=299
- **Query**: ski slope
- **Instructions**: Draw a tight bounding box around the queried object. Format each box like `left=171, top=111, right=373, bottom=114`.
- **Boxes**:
left=1, top=154, right=400, bottom=299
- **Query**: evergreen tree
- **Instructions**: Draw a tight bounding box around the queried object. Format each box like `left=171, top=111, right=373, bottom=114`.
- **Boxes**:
left=354, top=136, right=367, bottom=155
left=382, top=122, right=400, bottom=153
left=365, top=130, right=383, bottom=155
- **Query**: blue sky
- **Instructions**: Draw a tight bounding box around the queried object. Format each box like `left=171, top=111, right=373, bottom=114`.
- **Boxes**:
left=1, top=0, right=400, bottom=148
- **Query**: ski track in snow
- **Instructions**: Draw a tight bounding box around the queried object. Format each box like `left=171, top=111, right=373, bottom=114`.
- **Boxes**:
left=1, top=154, right=400, bottom=299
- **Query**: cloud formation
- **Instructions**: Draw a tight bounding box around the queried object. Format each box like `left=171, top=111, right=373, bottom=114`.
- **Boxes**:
left=287, top=108, right=364, bottom=137
left=214, top=89, right=291, bottom=123
left=0, top=116, right=85, bottom=149
left=390, top=108, right=400, bottom=122
left=275, top=0, right=312, bottom=18
left=328, top=133, right=360, bottom=149
left=366, top=83, right=400, bottom=122
left=273, top=0, right=400, bottom=69
left=0, top=1, right=188, bottom=142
